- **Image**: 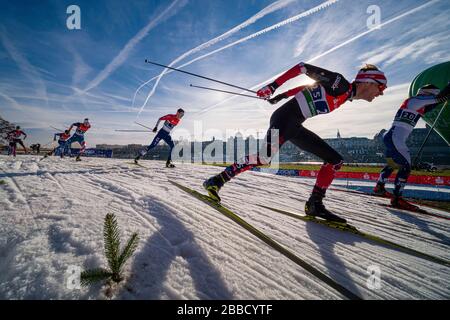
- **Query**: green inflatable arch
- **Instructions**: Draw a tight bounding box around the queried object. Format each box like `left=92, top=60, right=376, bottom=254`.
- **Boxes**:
left=409, top=61, right=450, bottom=145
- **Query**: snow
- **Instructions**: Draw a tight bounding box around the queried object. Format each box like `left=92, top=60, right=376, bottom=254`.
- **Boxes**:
left=0, top=155, right=449, bottom=300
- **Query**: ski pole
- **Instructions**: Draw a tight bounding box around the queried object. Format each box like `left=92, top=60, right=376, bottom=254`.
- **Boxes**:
left=412, top=101, right=448, bottom=167
left=115, top=129, right=152, bottom=132
left=190, top=84, right=264, bottom=100
left=134, top=121, right=155, bottom=131
left=50, top=126, right=64, bottom=132
left=144, top=59, right=257, bottom=94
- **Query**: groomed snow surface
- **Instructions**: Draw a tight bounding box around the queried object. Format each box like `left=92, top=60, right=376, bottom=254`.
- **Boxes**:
left=0, top=155, right=449, bottom=300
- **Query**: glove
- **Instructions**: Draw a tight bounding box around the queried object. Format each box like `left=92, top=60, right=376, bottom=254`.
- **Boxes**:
left=268, top=94, right=287, bottom=105
left=152, top=127, right=157, bottom=133
left=437, top=82, right=450, bottom=102
left=257, top=82, right=279, bottom=99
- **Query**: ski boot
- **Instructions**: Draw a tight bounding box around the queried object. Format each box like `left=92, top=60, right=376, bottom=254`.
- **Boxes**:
left=391, top=196, right=419, bottom=212
left=373, top=182, right=387, bottom=196
left=373, top=182, right=394, bottom=199
left=166, top=160, right=175, bottom=168
left=202, top=175, right=223, bottom=202
left=305, top=193, right=347, bottom=223
left=134, top=155, right=140, bottom=164
left=75, top=155, right=82, bottom=161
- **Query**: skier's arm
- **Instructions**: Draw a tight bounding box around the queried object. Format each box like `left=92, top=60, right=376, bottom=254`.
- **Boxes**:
left=154, top=119, right=162, bottom=131
left=436, top=82, right=450, bottom=103
left=413, top=83, right=450, bottom=114
left=301, top=63, right=340, bottom=83
left=267, top=85, right=308, bottom=104
left=154, top=115, right=171, bottom=131
left=273, top=62, right=308, bottom=88
left=257, top=62, right=308, bottom=98
left=67, top=123, right=79, bottom=133
left=21, top=131, right=27, bottom=140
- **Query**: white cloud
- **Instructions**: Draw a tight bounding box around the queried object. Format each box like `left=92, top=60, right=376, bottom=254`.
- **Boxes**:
left=131, top=0, right=299, bottom=111
left=136, top=0, right=340, bottom=116
left=82, top=0, right=188, bottom=93
left=196, top=0, right=443, bottom=116
left=68, top=47, right=92, bottom=86
left=0, top=30, right=49, bottom=106
left=360, top=34, right=448, bottom=67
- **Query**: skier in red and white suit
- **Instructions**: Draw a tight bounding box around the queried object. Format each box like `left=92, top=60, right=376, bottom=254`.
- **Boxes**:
left=374, top=82, right=450, bottom=210
left=204, top=63, right=387, bottom=223
left=135, top=108, right=185, bottom=168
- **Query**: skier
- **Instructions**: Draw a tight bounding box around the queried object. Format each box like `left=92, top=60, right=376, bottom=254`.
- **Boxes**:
left=5, top=132, right=15, bottom=156
left=134, top=108, right=184, bottom=168
left=62, top=118, right=91, bottom=161
left=30, top=143, right=41, bottom=154
left=7, top=126, right=27, bottom=157
left=53, top=130, right=71, bottom=157
left=373, top=83, right=450, bottom=210
left=43, top=130, right=71, bottom=158
left=203, top=63, right=387, bottom=223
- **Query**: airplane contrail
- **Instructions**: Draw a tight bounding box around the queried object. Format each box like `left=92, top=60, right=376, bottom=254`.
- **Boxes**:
left=82, top=0, right=187, bottom=93
left=135, top=0, right=340, bottom=117
left=131, top=0, right=298, bottom=112
left=195, top=0, right=441, bottom=116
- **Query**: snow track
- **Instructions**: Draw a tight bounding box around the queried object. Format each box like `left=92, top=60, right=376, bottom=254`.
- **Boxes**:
left=0, top=155, right=449, bottom=299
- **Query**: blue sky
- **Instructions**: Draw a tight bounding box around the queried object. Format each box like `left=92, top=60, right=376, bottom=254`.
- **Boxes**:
left=1, top=0, right=449, bottom=146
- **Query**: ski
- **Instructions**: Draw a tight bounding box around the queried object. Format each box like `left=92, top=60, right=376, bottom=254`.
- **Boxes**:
left=329, top=186, right=450, bottom=214
left=127, top=161, right=148, bottom=169
left=379, top=203, right=450, bottom=221
left=258, top=204, right=450, bottom=268
left=169, top=181, right=362, bottom=300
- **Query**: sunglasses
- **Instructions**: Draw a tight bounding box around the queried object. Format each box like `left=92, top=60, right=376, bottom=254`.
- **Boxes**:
left=373, top=79, right=387, bottom=93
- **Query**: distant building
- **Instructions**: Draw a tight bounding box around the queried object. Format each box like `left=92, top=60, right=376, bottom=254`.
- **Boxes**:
left=92, top=127, right=449, bottom=165
left=406, top=127, right=449, bottom=164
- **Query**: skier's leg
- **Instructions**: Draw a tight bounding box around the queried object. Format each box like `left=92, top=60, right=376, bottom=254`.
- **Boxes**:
left=393, top=164, right=411, bottom=197
left=290, top=126, right=343, bottom=197
left=225, top=128, right=281, bottom=180
left=385, top=130, right=416, bottom=209
left=136, top=133, right=162, bottom=161
left=374, top=165, right=394, bottom=195
left=162, top=133, right=175, bottom=166
left=203, top=127, right=282, bottom=202
left=390, top=145, right=411, bottom=199
left=54, top=141, right=63, bottom=156
left=391, top=162, right=417, bottom=210
left=76, top=138, right=86, bottom=160
left=378, top=165, right=395, bottom=183
left=374, top=130, right=397, bottom=194
left=208, top=98, right=302, bottom=186
left=62, top=141, right=70, bottom=156
left=18, top=140, right=27, bottom=153
left=10, top=142, right=16, bottom=157
left=203, top=99, right=305, bottom=201
left=289, top=127, right=346, bottom=223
